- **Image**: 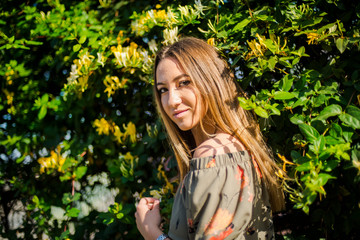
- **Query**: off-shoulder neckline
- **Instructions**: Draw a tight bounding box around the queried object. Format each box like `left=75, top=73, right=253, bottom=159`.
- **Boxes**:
left=190, top=150, right=248, bottom=161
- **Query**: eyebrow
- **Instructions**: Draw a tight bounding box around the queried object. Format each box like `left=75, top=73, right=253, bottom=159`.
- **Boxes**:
left=156, top=74, right=190, bottom=86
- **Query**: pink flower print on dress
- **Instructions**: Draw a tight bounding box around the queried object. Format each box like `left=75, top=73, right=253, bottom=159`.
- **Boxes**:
left=206, top=157, right=216, bottom=168
left=204, top=208, right=234, bottom=236
left=209, top=223, right=234, bottom=240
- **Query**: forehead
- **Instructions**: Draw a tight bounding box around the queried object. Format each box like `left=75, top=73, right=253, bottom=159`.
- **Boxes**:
left=156, top=58, right=186, bottom=83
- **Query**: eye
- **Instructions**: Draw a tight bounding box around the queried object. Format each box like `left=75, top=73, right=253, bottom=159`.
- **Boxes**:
left=179, top=80, right=191, bottom=87
left=157, top=87, right=168, bottom=94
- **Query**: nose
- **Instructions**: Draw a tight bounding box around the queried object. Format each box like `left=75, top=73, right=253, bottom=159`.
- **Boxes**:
left=168, top=89, right=182, bottom=107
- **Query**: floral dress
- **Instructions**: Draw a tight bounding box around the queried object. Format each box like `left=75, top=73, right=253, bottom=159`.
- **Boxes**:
left=168, top=151, right=274, bottom=240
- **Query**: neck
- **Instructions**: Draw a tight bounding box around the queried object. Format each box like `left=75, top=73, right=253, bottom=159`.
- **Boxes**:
left=191, top=122, right=217, bottom=147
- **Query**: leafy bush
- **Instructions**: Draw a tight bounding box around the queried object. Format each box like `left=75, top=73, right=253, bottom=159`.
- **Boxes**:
left=0, top=0, right=359, bottom=239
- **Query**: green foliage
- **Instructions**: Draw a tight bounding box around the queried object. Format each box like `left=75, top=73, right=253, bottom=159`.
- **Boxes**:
left=1, top=0, right=360, bottom=239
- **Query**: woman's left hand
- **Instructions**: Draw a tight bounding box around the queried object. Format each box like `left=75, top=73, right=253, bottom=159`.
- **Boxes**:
left=135, top=197, right=163, bottom=240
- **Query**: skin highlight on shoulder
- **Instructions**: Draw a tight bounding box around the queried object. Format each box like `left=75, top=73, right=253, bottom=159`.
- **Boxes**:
left=192, top=133, right=246, bottom=159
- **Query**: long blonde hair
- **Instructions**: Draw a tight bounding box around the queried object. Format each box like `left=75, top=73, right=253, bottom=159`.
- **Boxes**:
left=154, top=37, right=285, bottom=212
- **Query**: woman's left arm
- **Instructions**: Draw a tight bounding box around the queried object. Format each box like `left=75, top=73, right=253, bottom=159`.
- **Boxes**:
left=135, top=197, right=170, bottom=240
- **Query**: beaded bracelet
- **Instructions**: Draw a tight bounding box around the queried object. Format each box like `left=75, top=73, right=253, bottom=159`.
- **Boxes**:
left=156, top=233, right=169, bottom=240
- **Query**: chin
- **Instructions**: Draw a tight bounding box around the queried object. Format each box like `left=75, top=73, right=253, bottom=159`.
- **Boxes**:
left=177, top=125, right=192, bottom=131
left=176, top=122, right=194, bottom=131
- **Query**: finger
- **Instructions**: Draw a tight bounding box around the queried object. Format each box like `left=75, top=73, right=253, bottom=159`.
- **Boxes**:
left=143, top=197, right=158, bottom=203
left=148, top=202, right=154, bottom=210
left=152, top=199, right=160, bottom=210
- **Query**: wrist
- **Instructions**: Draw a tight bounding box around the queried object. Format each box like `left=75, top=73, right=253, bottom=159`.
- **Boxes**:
left=156, top=233, right=169, bottom=240
left=144, top=228, right=164, bottom=240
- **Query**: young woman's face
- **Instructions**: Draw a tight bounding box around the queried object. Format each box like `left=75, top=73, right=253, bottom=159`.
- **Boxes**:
left=156, top=57, right=205, bottom=131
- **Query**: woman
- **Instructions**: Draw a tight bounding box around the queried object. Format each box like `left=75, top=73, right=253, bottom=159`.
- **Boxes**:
left=135, top=37, right=285, bottom=240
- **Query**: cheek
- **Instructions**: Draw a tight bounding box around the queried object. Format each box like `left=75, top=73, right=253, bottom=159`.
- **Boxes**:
left=160, top=96, right=170, bottom=114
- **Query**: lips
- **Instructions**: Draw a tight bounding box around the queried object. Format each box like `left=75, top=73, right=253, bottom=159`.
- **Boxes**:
left=173, top=109, right=189, bottom=118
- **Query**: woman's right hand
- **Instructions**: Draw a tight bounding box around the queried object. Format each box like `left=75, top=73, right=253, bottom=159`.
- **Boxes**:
left=135, top=197, right=164, bottom=240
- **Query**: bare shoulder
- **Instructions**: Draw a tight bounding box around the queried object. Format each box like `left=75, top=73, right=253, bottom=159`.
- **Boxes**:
left=193, top=133, right=246, bottom=158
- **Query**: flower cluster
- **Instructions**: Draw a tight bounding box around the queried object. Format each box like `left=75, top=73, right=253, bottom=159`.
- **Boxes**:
left=131, top=8, right=177, bottom=36
left=103, top=75, right=128, bottom=98
left=66, top=51, right=94, bottom=92
left=306, top=32, right=321, bottom=45
left=2, top=89, right=15, bottom=114
left=4, top=65, right=15, bottom=85
left=245, top=34, right=268, bottom=60
left=111, top=42, right=144, bottom=73
left=93, top=118, right=137, bottom=144
left=38, top=146, right=66, bottom=174
left=162, top=27, right=179, bottom=45
left=66, top=50, right=106, bottom=93
left=149, top=163, right=175, bottom=199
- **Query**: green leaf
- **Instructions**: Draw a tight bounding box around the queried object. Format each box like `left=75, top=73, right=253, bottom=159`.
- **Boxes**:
left=315, top=104, right=342, bottom=121
left=75, top=166, right=87, bottom=180
left=317, top=173, right=336, bottom=186
left=98, top=212, right=115, bottom=225
left=274, top=91, right=295, bottom=100
left=41, top=93, right=49, bottom=104
left=73, top=44, right=81, bottom=52
left=38, top=105, right=47, bottom=120
left=279, top=75, right=293, bottom=92
left=293, top=96, right=308, bottom=108
left=290, top=114, right=305, bottom=125
left=79, top=36, right=87, bottom=44
left=62, top=192, right=81, bottom=204
left=314, top=81, right=321, bottom=92
left=233, top=18, right=251, bottom=31
left=346, top=105, right=360, bottom=120
left=254, top=106, right=269, bottom=118
left=268, top=105, right=281, bottom=115
left=335, top=38, right=348, bottom=53
left=66, top=207, right=80, bottom=217
left=264, top=39, right=277, bottom=54
left=32, top=195, right=39, bottom=205
left=339, top=113, right=360, bottom=129
left=322, top=160, right=338, bottom=171
left=313, top=135, right=325, bottom=154
left=296, top=161, right=312, bottom=171
left=299, top=123, right=320, bottom=144
left=238, top=97, right=252, bottom=110
left=25, top=40, right=43, bottom=46
left=267, top=56, right=277, bottom=70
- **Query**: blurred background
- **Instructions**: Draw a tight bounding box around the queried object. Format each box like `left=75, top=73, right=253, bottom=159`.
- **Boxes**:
left=1, top=0, right=360, bottom=239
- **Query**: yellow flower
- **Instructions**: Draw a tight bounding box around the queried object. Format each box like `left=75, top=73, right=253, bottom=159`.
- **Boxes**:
left=38, top=146, right=66, bottom=174
left=124, top=152, right=134, bottom=162
left=207, top=38, right=215, bottom=46
left=306, top=32, right=321, bottom=45
left=93, top=118, right=112, bottom=135
left=162, top=27, right=179, bottom=45
left=103, top=75, right=127, bottom=98
left=277, top=153, right=295, bottom=172
left=111, top=42, right=142, bottom=70
left=113, top=125, right=124, bottom=144
left=123, top=122, right=137, bottom=143
left=5, top=66, right=15, bottom=85
left=246, top=34, right=268, bottom=59
left=3, top=89, right=14, bottom=105
left=77, top=75, right=89, bottom=92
